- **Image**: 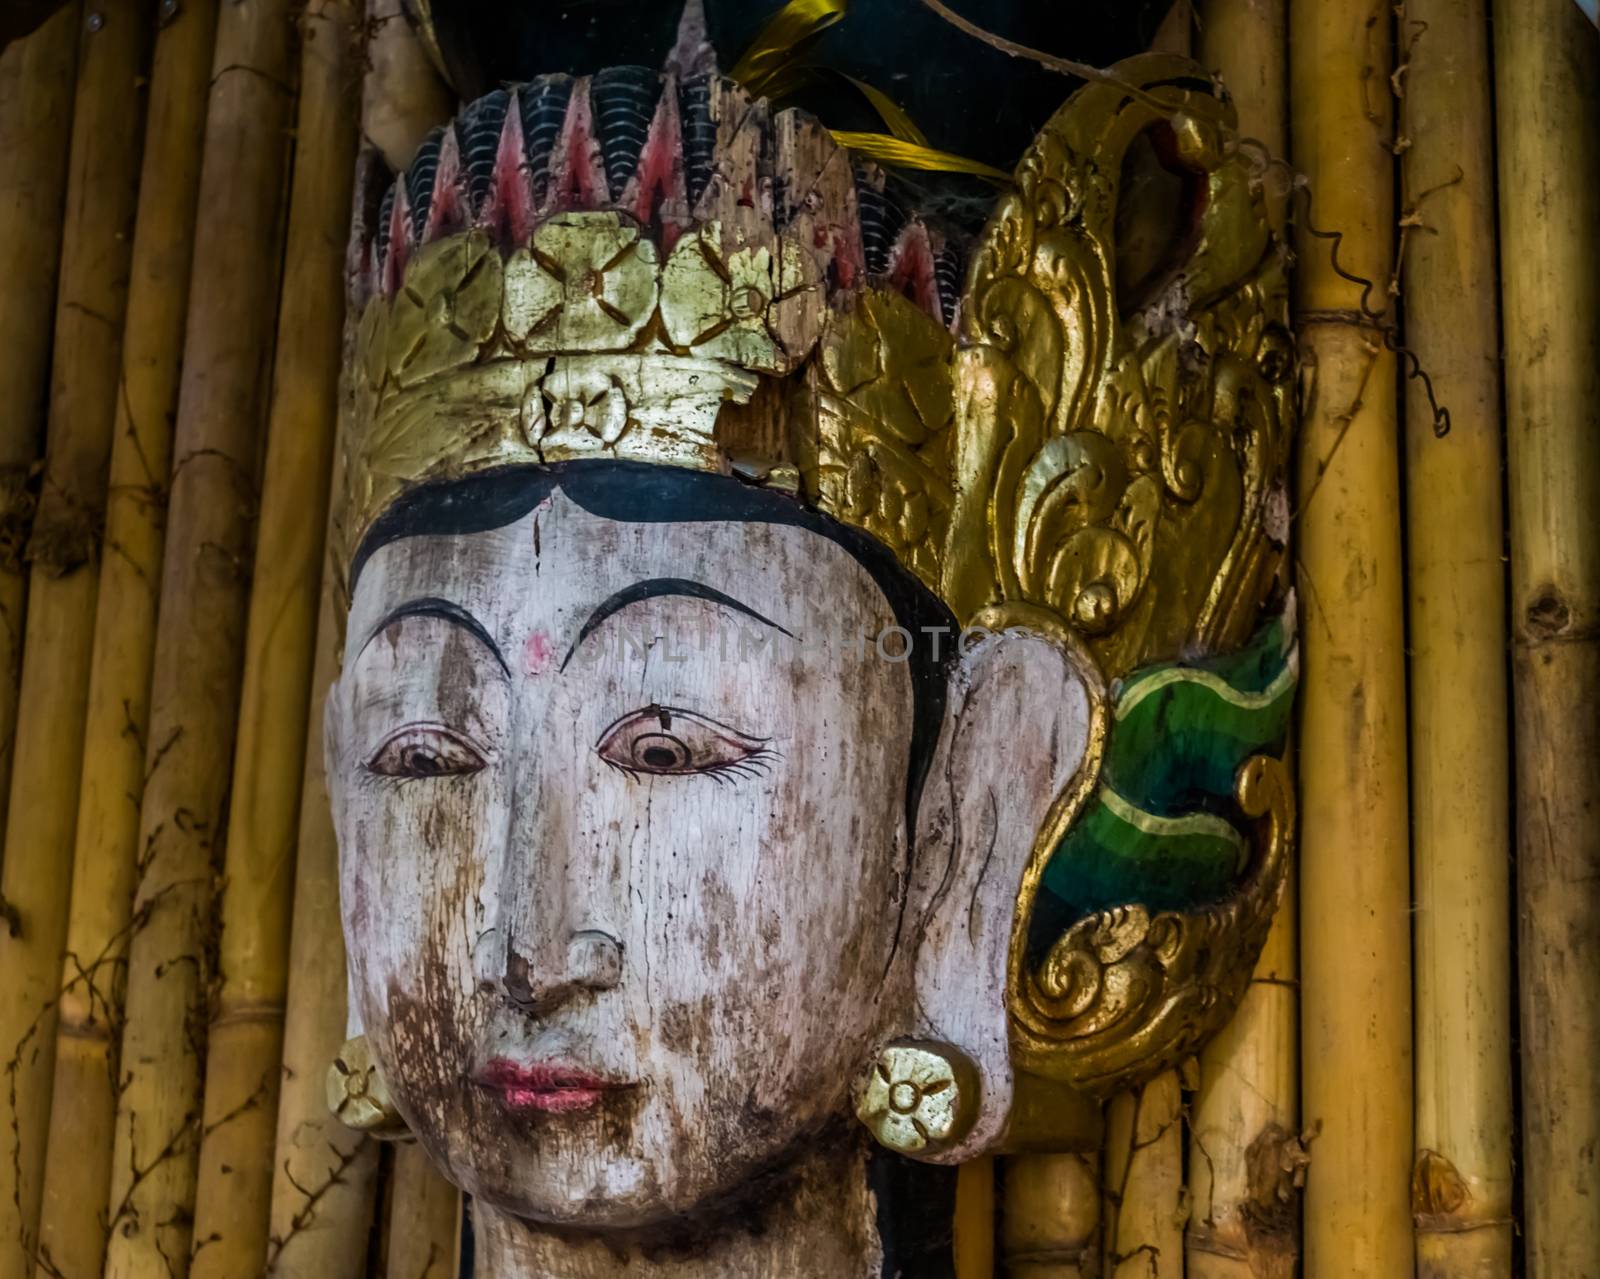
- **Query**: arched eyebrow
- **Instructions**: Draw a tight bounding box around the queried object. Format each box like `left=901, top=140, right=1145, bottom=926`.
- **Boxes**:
left=361, top=597, right=510, bottom=676
left=560, top=577, right=793, bottom=673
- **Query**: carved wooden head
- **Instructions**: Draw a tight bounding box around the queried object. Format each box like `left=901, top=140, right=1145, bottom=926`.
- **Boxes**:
left=327, top=48, right=1296, bottom=1234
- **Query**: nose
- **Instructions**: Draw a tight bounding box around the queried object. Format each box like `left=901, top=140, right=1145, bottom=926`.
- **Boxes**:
left=499, top=928, right=623, bottom=1016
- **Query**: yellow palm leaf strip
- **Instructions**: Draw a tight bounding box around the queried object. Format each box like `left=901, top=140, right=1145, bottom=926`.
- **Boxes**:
left=729, top=0, right=846, bottom=97
left=828, top=131, right=1010, bottom=181
left=841, top=73, right=929, bottom=146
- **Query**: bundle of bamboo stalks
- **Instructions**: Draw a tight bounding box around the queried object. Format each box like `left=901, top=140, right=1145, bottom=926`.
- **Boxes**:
left=0, top=5, right=147, bottom=1273
left=1000, top=1154, right=1099, bottom=1279
left=382, top=1146, right=465, bottom=1279
left=188, top=3, right=362, bottom=1274
left=103, top=0, right=295, bottom=1271
left=263, top=470, right=381, bottom=1279
left=260, top=8, right=455, bottom=1277
left=34, top=4, right=221, bottom=1275
left=363, top=0, right=453, bottom=170
left=1104, top=1075, right=1185, bottom=1278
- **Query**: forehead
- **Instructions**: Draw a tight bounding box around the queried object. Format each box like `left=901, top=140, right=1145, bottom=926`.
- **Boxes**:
left=346, top=487, right=896, bottom=649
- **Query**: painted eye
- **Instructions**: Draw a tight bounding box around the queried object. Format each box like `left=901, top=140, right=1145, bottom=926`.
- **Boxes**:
left=366, top=724, right=487, bottom=779
left=595, top=705, right=773, bottom=779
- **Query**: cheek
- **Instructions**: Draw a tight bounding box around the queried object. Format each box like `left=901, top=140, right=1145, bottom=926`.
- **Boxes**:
left=342, top=775, right=502, bottom=1013
left=650, top=737, right=907, bottom=1073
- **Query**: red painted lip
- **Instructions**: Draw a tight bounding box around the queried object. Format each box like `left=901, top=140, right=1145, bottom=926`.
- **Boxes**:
left=472, top=1058, right=632, bottom=1115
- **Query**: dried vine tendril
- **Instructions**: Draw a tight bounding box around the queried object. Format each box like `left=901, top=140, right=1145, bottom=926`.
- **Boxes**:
left=1235, top=138, right=1452, bottom=439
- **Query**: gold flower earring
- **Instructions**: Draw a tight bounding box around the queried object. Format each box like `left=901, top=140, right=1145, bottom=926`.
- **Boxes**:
left=328, top=1034, right=411, bottom=1139
left=854, top=1041, right=978, bottom=1158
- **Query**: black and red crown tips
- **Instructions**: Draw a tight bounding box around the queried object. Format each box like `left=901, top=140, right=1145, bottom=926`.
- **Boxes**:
left=366, top=68, right=971, bottom=331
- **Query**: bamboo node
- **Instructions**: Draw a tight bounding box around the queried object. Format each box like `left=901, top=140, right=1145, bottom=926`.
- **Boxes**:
left=1411, top=1149, right=1468, bottom=1219
left=25, top=510, right=101, bottom=576
left=0, top=466, right=36, bottom=573
left=1243, top=1122, right=1310, bottom=1218
left=1523, top=588, right=1573, bottom=640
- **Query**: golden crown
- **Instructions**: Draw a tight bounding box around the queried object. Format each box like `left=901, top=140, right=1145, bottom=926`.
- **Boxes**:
left=344, top=51, right=1293, bottom=684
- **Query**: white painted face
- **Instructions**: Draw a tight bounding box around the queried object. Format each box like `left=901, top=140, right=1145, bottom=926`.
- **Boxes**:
left=329, top=479, right=925, bottom=1227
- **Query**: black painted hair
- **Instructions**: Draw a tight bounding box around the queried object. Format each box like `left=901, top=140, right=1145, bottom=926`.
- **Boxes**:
left=352, top=460, right=957, bottom=836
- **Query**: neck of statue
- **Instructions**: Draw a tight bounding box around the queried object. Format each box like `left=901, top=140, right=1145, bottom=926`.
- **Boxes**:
left=472, top=1142, right=884, bottom=1279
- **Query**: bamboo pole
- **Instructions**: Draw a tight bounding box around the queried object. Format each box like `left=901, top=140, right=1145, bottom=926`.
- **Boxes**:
left=385, top=1146, right=460, bottom=1279
left=1197, top=0, right=1286, bottom=173
left=1493, top=4, right=1600, bottom=1275
left=1400, top=1, right=1514, bottom=1275
left=102, top=0, right=296, bottom=1273
left=1187, top=6, right=1301, bottom=1277
left=263, top=6, right=447, bottom=1266
left=1289, top=2, right=1413, bottom=1275
left=187, top=4, right=360, bottom=1272
left=31, top=4, right=221, bottom=1277
left=1150, top=0, right=1194, bottom=54
left=261, top=439, right=380, bottom=1279
left=0, top=5, right=148, bottom=1273
left=952, top=1157, right=994, bottom=1279
left=0, top=4, right=79, bottom=848
left=1000, top=1154, right=1098, bottom=1279
left=1103, top=1075, right=1185, bottom=1278
left=361, top=0, right=452, bottom=171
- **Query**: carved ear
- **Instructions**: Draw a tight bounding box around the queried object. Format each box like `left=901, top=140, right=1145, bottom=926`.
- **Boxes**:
left=898, top=627, right=1095, bottom=1161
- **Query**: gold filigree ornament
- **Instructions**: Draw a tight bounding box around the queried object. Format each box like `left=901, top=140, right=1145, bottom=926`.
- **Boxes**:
left=346, top=212, right=819, bottom=548
left=343, top=52, right=1296, bottom=1097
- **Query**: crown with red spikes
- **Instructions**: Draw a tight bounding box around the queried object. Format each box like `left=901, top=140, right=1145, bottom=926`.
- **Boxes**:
left=362, top=66, right=967, bottom=320
left=345, top=47, right=1294, bottom=705
left=343, top=38, right=975, bottom=567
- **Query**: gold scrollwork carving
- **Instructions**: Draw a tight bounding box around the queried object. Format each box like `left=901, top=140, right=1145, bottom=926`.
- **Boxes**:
left=1010, top=753, right=1294, bottom=1095
left=934, top=53, right=1293, bottom=680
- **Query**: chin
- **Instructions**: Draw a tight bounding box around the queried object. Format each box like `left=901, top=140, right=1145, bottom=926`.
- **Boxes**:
left=471, top=1157, right=688, bottom=1231
left=464, top=1122, right=793, bottom=1236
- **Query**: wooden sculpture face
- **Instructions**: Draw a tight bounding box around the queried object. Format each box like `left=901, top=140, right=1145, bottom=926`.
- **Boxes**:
left=328, top=468, right=938, bottom=1228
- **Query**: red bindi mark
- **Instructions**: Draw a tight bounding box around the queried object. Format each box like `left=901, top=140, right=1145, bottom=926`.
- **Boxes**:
left=523, top=629, right=555, bottom=677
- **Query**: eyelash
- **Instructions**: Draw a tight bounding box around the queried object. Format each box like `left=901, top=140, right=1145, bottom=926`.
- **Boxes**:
left=363, top=723, right=489, bottom=782
left=603, top=745, right=778, bottom=785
